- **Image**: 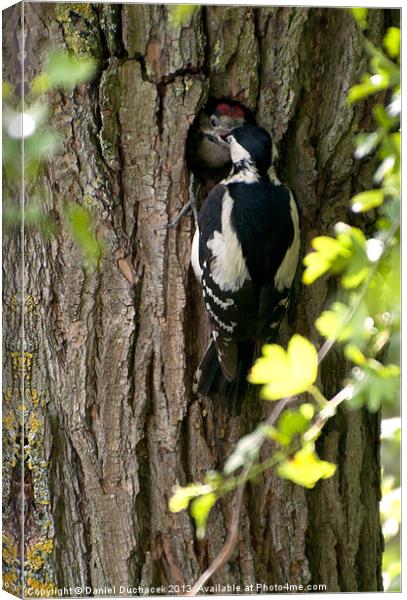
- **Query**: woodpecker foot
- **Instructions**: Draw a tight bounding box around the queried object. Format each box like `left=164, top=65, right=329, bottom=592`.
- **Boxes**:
left=166, top=174, right=200, bottom=229
left=191, top=198, right=199, bottom=223
left=166, top=202, right=193, bottom=228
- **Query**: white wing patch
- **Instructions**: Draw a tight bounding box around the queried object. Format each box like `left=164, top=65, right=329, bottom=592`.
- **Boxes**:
left=274, top=191, right=300, bottom=292
left=207, top=192, right=250, bottom=292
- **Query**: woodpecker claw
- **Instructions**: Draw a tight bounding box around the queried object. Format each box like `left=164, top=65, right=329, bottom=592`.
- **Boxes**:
left=166, top=202, right=193, bottom=228
left=166, top=174, right=199, bottom=229
left=191, top=200, right=199, bottom=224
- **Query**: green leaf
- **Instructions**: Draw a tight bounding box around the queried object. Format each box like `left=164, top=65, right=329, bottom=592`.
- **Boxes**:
left=2, top=200, right=57, bottom=236
left=249, top=335, right=318, bottom=400
left=364, top=39, right=400, bottom=84
left=2, top=135, right=20, bottom=179
left=365, top=247, right=400, bottom=318
left=374, top=156, right=396, bottom=185
left=169, top=5, right=199, bottom=26
left=47, top=52, right=96, bottom=89
left=348, top=360, right=400, bottom=412
left=344, top=344, right=367, bottom=366
left=373, top=104, right=395, bottom=130
left=277, top=444, right=336, bottom=489
left=354, top=132, right=380, bottom=159
left=272, top=404, right=315, bottom=447
left=350, top=8, right=368, bottom=30
left=383, top=27, right=400, bottom=60
left=319, top=297, right=374, bottom=345
left=64, top=204, right=102, bottom=268
left=169, top=483, right=213, bottom=513
left=315, top=303, right=346, bottom=341
left=303, top=226, right=370, bottom=288
left=313, top=235, right=351, bottom=260
left=340, top=228, right=370, bottom=289
left=351, top=190, right=384, bottom=213
left=348, top=75, right=387, bottom=103
left=31, top=74, right=52, bottom=95
left=25, top=130, right=59, bottom=162
left=302, top=253, right=331, bottom=284
left=341, top=265, right=370, bottom=289
left=303, top=235, right=351, bottom=284
left=190, top=492, right=216, bottom=540
left=2, top=81, right=14, bottom=102
left=26, top=101, right=50, bottom=129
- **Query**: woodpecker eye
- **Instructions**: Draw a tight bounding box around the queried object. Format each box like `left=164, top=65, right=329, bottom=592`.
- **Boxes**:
left=210, top=115, right=220, bottom=128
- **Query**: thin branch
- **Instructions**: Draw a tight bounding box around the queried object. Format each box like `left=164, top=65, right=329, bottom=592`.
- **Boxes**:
left=187, top=396, right=292, bottom=596
left=186, top=463, right=249, bottom=596
left=303, top=385, right=353, bottom=443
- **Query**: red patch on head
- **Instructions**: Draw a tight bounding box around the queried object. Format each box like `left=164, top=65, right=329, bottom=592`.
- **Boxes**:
left=216, top=102, right=245, bottom=119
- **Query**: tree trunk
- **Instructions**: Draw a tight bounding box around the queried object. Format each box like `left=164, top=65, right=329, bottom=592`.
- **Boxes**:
left=3, top=3, right=390, bottom=595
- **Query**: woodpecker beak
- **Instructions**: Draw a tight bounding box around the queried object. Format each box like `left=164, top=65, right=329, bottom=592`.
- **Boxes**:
left=206, top=130, right=232, bottom=147
left=219, top=129, right=232, bottom=142
left=207, top=129, right=233, bottom=147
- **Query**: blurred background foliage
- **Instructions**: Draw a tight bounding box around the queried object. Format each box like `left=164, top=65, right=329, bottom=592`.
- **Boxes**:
left=381, top=417, right=400, bottom=590
left=2, top=50, right=100, bottom=268
left=348, top=12, right=400, bottom=590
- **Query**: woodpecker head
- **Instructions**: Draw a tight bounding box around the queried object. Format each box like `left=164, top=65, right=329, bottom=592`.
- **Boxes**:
left=195, top=99, right=256, bottom=170
left=227, top=124, right=272, bottom=176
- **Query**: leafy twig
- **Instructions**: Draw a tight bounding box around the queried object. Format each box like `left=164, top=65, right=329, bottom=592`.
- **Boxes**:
left=317, top=218, right=400, bottom=364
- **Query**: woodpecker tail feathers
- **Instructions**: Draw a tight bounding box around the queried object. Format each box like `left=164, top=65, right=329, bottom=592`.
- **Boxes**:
left=193, top=340, right=254, bottom=415
left=227, top=341, right=255, bottom=415
left=193, top=341, right=226, bottom=397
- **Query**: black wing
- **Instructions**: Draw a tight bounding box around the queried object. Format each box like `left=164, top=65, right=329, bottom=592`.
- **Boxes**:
left=230, top=180, right=300, bottom=340
left=197, top=183, right=225, bottom=267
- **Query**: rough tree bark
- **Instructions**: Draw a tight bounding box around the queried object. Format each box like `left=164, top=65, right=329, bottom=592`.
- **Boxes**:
left=3, top=3, right=393, bottom=596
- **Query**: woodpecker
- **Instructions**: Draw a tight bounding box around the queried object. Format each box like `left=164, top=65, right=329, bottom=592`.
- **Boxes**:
left=168, top=98, right=256, bottom=227
left=191, top=124, right=300, bottom=412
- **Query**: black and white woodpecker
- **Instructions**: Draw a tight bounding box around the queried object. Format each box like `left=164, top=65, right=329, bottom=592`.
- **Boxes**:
left=168, top=99, right=256, bottom=227
left=191, top=124, right=301, bottom=411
